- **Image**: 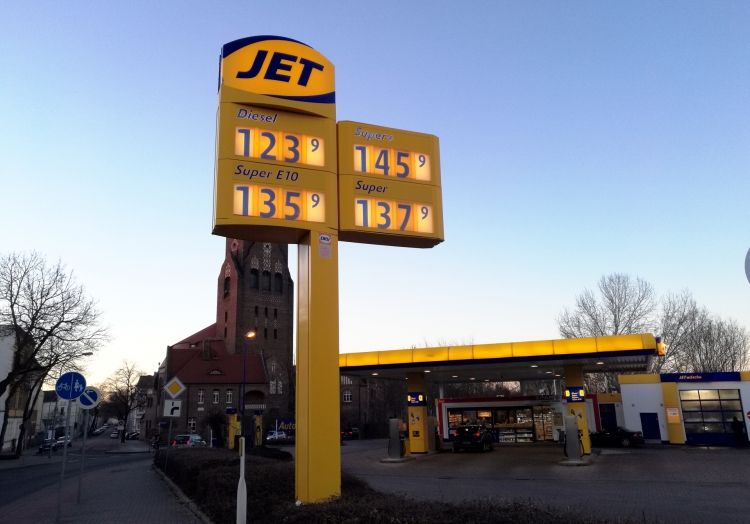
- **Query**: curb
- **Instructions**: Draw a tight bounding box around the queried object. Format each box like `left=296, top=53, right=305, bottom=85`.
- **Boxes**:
left=104, top=450, right=152, bottom=455
left=155, top=467, right=215, bottom=524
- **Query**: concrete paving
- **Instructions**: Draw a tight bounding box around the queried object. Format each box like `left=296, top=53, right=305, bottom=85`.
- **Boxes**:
left=340, top=440, right=750, bottom=524
left=0, top=456, right=201, bottom=524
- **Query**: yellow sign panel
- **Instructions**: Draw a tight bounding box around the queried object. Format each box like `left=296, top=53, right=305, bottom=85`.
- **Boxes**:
left=214, top=159, right=338, bottom=242
left=214, top=35, right=336, bottom=245
left=216, top=103, right=337, bottom=172
left=337, top=121, right=443, bottom=248
left=220, top=36, right=335, bottom=119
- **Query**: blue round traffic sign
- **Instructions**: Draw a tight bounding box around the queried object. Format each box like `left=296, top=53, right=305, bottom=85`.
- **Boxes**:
left=79, top=386, right=101, bottom=409
left=55, top=372, right=86, bottom=400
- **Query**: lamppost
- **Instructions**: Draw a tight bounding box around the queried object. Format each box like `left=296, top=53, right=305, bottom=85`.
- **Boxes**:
left=241, top=331, right=256, bottom=444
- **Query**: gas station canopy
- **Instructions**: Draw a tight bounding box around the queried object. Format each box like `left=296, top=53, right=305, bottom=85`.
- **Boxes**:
left=339, top=334, right=660, bottom=382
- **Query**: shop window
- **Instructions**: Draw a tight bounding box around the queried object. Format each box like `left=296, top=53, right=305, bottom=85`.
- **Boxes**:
left=250, top=269, right=259, bottom=289
left=188, top=418, right=196, bottom=433
left=198, top=389, right=204, bottom=404
left=262, top=271, right=271, bottom=291
left=223, top=277, right=230, bottom=298
left=342, top=389, right=352, bottom=403
left=274, top=273, right=283, bottom=293
left=213, top=389, right=219, bottom=404
left=680, top=389, right=743, bottom=440
left=226, top=389, right=233, bottom=404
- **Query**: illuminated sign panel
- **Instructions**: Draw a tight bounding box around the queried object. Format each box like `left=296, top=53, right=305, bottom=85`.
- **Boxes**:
left=564, top=388, right=586, bottom=403
left=407, top=393, right=426, bottom=406
left=213, top=38, right=337, bottom=244
left=337, top=121, right=443, bottom=248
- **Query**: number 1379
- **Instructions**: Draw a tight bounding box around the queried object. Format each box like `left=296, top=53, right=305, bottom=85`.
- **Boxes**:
left=354, top=198, right=433, bottom=234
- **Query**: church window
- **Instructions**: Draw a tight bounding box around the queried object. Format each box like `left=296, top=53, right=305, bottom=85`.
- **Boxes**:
left=265, top=307, right=268, bottom=317
left=250, top=269, right=259, bottom=289
left=223, top=327, right=227, bottom=338
left=274, top=308, right=277, bottom=319
left=277, top=380, right=282, bottom=395
left=255, top=306, right=258, bottom=316
left=262, top=271, right=271, bottom=291
left=274, top=329, right=277, bottom=340
left=224, top=311, right=228, bottom=323
left=274, top=273, right=283, bottom=293
left=264, top=328, right=268, bottom=339
left=270, top=380, right=276, bottom=395
left=343, top=389, right=352, bottom=403
left=223, top=277, right=230, bottom=298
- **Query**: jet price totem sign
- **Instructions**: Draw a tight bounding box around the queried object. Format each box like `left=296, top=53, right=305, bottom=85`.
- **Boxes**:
left=211, top=35, right=444, bottom=504
left=213, top=36, right=338, bottom=244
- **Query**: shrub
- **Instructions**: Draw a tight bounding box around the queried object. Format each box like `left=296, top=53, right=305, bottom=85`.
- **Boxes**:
left=155, top=449, right=660, bottom=524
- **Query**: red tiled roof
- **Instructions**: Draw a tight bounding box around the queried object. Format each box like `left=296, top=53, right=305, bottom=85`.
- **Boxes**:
left=168, top=325, right=266, bottom=385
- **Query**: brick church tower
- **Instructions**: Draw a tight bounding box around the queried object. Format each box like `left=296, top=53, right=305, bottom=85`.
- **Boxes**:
left=217, top=239, right=295, bottom=420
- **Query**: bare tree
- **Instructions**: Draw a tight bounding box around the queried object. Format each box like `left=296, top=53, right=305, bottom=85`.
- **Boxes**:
left=557, top=273, right=658, bottom=392
left=100, top=361, right=148, bottom=442
left=678, top=316, right=749, bottom=373
left=0, top=252, right=107, bottom=454
left=652, top=291, right=702, bottom=373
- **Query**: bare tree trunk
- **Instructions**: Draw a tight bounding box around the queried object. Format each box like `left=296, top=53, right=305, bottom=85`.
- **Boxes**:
left=13, top=372, right=46, bottom=457
left=0, top=380, right=21, bottom=455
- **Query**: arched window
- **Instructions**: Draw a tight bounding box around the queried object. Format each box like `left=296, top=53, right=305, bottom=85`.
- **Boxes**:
left=342, top=389, right=352, bottom=403
left=261, top=271, right=271, bottom=291
left=223, top=277, right=230, bottom=298
left=274, top=273, right=283, bottom=293
left=249, top=269, right=259, bottom=289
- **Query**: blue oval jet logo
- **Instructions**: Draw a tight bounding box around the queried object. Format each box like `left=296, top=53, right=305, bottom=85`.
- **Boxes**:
left=221, top=36, right=335, bottom=104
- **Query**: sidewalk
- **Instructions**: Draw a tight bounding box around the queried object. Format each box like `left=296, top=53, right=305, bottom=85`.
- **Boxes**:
left=0, top=439, right=151, bottom=471
left=0, top=456, right=202, bottom=524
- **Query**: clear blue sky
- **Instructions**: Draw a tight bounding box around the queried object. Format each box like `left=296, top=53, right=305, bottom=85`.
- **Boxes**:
left=1, top=1, right=748, bottom=384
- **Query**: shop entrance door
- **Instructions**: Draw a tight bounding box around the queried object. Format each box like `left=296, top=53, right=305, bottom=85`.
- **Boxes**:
left=639, top=413, right=660, bottom=441
left=599, top=404, right=617, bottom=430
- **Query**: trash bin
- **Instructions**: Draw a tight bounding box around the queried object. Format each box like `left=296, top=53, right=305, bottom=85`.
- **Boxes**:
left=211, top=438, right=218, bottom=448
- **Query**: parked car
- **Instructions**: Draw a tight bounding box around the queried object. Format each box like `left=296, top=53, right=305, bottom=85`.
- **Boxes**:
left=39, top=438, right=59, bottom=453
left=110, top=431, right=119, bottom=438
left=590, top=427, right=644, bottom=448
left=340, top=428, right=359, bottom=440
left=452, top=425, right=494, bottom=452
left=57, top=436, right=72, bottom=447
left=127, top=431, right=140, bottom=440
left=267, top=430, right=287, bottom=441
left=171, top=435, right=207, bottom=448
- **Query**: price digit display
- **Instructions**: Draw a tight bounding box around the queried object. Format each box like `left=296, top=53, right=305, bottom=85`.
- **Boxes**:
left=235, top=127, right=325, bottom=167
left=354, top=198, right=433, bottom=234
left=233, top=184, right=325, bottom=223
left=353, top=145, right=430, bottom=181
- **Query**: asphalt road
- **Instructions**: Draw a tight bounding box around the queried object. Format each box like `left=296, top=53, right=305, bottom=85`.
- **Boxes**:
left=0, top=441, right=150, bottom=509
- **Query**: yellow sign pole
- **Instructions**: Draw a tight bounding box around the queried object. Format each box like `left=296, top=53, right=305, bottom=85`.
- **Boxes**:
left=296, top=231, right=341, bottom=502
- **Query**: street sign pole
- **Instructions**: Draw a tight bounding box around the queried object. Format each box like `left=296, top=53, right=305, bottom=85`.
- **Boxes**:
left=56, top=403, right=72, bottom=524
left=164, top=418, right=173, bottom=477
left=77, top=409, right=88, bottom=503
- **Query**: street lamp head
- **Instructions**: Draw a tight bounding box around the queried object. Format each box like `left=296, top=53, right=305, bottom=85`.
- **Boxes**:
left=246, top=331, right=256, bottom=339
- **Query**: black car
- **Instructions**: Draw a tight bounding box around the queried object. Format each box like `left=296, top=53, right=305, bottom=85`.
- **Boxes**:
left=453, top=425, right=494, bottom=452
left=38, top=438, right=59, bottom=453
left=590, top=427, right=644, bottom=448
left=340, top=428, right=359, bottom=440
